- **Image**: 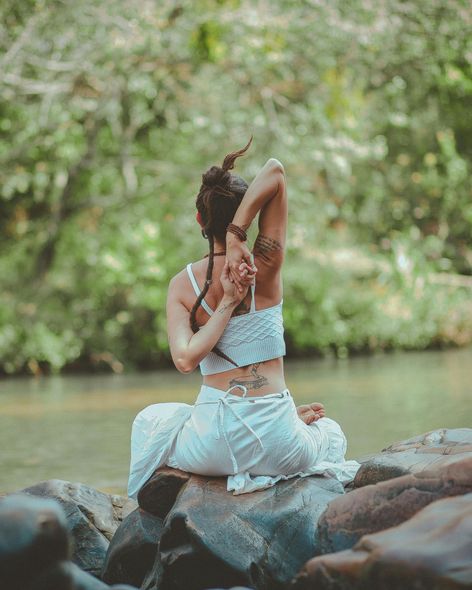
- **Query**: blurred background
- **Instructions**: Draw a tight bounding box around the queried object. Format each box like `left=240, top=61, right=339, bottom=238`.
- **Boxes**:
left=1, top=0, right=471, bottom=494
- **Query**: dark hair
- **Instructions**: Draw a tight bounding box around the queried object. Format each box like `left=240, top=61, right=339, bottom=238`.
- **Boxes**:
left=189, top=136, right=253, bottom=366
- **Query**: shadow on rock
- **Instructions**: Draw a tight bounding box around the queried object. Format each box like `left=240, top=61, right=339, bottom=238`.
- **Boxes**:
left=102, top=508, right=163, bottom=588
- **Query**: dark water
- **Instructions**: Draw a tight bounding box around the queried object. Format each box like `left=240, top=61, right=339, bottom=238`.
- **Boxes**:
left=1, top=348, right=471, bottom=495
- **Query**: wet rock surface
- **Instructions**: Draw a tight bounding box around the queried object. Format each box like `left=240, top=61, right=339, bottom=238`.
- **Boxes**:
left=354, top=427, right=472, bottom=487
left=293, top=492, right=472, bottom=590
left=316, top=454, right=472, bottom=554
left=147, top=472, right=345, bottom=590
left=20, top=479, right=137, bottom=578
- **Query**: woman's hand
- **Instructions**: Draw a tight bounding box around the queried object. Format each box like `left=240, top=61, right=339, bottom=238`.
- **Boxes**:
left=226, top=233, right=257, bottom=292
left=220, top=261, right=256, bottom=303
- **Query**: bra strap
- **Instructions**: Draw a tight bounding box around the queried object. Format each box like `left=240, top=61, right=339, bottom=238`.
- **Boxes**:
left=185, top=263, right=214, bottom=316
left=249, top=253, right=256, bottom=313
left=250, top=282, right=256, bottom=313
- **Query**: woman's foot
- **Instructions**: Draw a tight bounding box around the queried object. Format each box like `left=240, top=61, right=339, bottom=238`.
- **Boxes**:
left=297, top=402, right=326, bottom=425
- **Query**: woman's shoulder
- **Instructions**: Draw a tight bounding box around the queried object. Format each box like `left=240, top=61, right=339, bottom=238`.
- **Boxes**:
left=168, top=259, right=205, bottom=288
left=168, top=266, right=188, bottom=291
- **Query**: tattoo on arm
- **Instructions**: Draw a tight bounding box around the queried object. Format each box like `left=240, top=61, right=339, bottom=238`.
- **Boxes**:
left=218, top=299, right=237, bottom=314
left=253, top=234, right=283, bottom=262
left=228, top=363, right=269, bottom=391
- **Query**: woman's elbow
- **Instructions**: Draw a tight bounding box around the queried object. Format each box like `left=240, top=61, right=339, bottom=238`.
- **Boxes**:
left=174, top=356, right=197, bottom=374
left=267, top=158, right=284, bottom=174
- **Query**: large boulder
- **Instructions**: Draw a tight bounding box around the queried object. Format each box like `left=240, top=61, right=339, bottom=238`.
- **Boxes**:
left=0, top=493, right=138, bottom=590
left=316, top=454, right=472, bottom=554
left=353, top=427, right=472, bottom=488
left=102, top=508, right=163, bottom=587
left=293, top=492, right=472, bottom=590
left=19, top=480, right=137, bottom=578
left=152, top=472, right=345, bottom=590
left=0, top=494, right=70, bottom=590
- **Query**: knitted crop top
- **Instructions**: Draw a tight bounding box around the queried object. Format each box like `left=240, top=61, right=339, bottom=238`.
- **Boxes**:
left=186, top=263, right=286, bottom=375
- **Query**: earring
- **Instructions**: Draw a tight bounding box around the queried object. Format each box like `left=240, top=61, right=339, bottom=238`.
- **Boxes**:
left=201, top=229, right=208, bottom=239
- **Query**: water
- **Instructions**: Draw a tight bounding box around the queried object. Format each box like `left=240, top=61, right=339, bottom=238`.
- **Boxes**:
left=1, top=348, right=471, bottom=496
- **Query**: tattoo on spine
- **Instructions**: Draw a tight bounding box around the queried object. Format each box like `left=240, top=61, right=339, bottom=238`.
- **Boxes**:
left=254, top=234, right=283, bottom=262
left=229, top=363, right=269, bottom=391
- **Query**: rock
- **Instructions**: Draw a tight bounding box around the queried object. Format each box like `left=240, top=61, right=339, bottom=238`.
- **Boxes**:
left=293, top=493, right=472, bottom=590
left=140, top=556, right=164, bottom=590
left=0, top=494, right=70, bottom=590
left=138, top=467, right=191, bottom=518
left=102, top=508, right=163, bottom=587
left=31, top=561, right=139, bottom=589
left=0, top=493, right=139, bottom=590
left=31, top=561, right=110, bottom=589
left=316, top=454, right=472, bottom=554
left=354, top=427, right=472, bottom=487
left=19, top=480, right=137, bottom=578
left=154, top=471, right=345, bottom=590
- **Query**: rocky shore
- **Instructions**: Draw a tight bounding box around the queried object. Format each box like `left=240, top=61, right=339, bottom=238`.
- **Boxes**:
left=1, top=428, right=471, bottom=590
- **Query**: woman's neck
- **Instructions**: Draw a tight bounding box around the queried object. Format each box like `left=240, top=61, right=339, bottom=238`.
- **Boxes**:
left=213, top=240, right=226, bottom=253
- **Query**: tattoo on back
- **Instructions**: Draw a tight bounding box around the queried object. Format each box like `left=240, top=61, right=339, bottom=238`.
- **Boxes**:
left=228, top=363, right=269, bottom=392
left=254, top=234, right=283, bottom=262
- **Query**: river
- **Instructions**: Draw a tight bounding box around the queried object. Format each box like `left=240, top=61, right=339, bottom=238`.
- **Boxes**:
left=1, top=348, right=471, bottom=495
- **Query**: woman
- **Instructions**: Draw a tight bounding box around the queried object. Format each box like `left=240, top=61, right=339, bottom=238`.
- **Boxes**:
left=128, top=138, right=360, bottom=498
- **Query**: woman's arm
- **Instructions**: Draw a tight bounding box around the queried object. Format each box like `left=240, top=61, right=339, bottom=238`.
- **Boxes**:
left=226, top=158, right=286, bottom=287
left=166, top=263, right=254, bottom=373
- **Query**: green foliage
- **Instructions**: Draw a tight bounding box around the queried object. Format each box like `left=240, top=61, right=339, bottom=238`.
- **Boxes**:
left=284, top=240, right=472, bottom=358
left=0, top=0, right=471, bottom=374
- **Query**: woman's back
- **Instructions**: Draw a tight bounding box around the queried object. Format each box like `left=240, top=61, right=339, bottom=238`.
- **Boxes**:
left=185, top=258, right=285, bottom=377
left=170, top=252, right=287, bottom=396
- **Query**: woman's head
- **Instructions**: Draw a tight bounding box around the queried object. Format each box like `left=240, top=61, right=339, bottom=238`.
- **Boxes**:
left=196, top=136, right=252, bottom=242
left=189, top=136, right=253, bottom=365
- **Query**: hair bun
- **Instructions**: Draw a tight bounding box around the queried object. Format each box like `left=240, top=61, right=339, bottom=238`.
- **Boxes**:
left=202, top=166, right=230, bottom=188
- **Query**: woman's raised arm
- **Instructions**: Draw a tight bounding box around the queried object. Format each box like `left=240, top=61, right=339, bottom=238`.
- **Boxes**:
left=226, top=158, right=287, bottom=287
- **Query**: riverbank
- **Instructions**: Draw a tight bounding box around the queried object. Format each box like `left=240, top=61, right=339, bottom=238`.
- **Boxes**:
left=1, top=349, right=471, bottom=496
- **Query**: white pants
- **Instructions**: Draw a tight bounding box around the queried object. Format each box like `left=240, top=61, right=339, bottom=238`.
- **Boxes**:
left=128, top=384, right=361, bottom=498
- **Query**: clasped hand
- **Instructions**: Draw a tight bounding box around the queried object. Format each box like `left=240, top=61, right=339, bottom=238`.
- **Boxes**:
left=220, top=237, right=257, bottom=302
left=224, top=234, right=258, bottom=295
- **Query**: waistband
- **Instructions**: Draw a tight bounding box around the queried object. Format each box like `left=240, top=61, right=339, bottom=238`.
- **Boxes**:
left=197, top=384, right=291, bottom=404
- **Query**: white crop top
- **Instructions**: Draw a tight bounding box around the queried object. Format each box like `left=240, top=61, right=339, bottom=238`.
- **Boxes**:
left=186, top=263, right=286, bottom=375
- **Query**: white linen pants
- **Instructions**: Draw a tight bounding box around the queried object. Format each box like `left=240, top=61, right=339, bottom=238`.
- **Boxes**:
left=128, top=384, right=361, bottom=498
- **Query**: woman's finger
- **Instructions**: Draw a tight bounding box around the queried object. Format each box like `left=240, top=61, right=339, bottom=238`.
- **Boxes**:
left=238, top=265, right=257, bottom=278
left=230, top=268, right=244, bottom=292
left=239, top=261, right=258, bottom=272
